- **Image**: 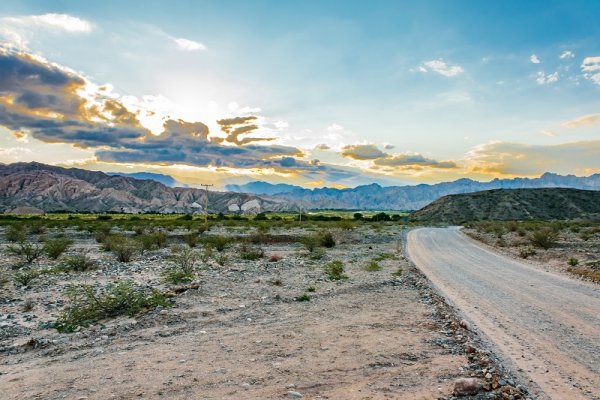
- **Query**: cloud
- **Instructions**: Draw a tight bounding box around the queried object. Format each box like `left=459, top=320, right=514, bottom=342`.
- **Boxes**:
left=560, top=51, right=575, bottom=59
left=340, top=144, right=386, bottom=160
left=327, top=123, right=343, bottom=132
left=419, top=59, right=464, bottom=77
left=581, top=56, right=600, bottom=85
left=0, top=46, right=312, bottom=171
left=0, top=13, right=92, bottom=48
left=383, top=144, right=395, bottom=150
left=373, top=153, right=458, bottom=170
left=530, top=54, right=541, bottom=64
left=536, top=71, right=559, bottom=85
left=174, top=38, right=206, bottom=51
left=562, top=113, right=600, bottom=128
left=540, top=129, right=556, bottom=137
left=314, top=143, right=331, bottom=150
left=466, top=140, right=600, bottom=176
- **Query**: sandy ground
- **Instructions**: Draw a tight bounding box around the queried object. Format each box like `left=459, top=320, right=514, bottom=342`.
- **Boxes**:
left=407, top=227, right=600, bottom=400
left=0, top=224, right=512, bottom=400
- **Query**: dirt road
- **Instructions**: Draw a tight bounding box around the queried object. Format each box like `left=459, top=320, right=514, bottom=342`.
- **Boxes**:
left=407, top=227, right=600, bottom=400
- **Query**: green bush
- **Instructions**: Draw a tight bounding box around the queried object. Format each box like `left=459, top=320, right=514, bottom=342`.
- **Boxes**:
left=43, top=237, right=73, bottom=259
left=28, top=222, right=48, bottom=235
left=184, top=233, right=199, bottom=248
left=13, top=268, right=39, bottom=286
left=295, top=293, right=310, bottom=302
left=138, top=231, right=168, bottom=252
left=240, top=246, right=264, bottom=261
left=319, top=231, right=336, bottom=248
left=324, top=260, right=346, bottom=281
left=106, top=236, right=139, bottom=262
left=53, top=280, right=169, bottom=332
left=567, top=257, right=579, bottom=266
left=5, top=225, right=26, bottom=242
left=518, top=247, right=537, bottom=259
left=60, top=253, right=97, bottom=272
left=6, top=241, right=43, bottom=264
left=300, top=235, right=320, bottom=252
left=204, top=235, right=231, bottom=252
left=529, top=228, right=558, bottom=250
left=364, top=261, right=381, bottom=271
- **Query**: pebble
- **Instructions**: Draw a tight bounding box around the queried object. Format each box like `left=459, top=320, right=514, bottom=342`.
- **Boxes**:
left=287, top=390, right=303, bottom=398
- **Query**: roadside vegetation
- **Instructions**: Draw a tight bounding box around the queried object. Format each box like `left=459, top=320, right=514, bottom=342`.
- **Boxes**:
left=465, top=219, right=600, bottom=283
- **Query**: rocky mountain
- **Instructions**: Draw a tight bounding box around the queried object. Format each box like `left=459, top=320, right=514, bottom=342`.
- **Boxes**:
left=411, top=188, right=600, bottom=223
left=226, top=181, right=303, bottom=195
left=107, top=172, right=183, bottom=187
left=0, top=162, right=288, bottom=214
left=266, top=172, right=600, bottom=210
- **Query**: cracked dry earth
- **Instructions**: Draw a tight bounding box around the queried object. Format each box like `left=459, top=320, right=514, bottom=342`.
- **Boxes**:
left=407, top=227, right=600, bottom=400
left=1, top=224, right=489, bottom=400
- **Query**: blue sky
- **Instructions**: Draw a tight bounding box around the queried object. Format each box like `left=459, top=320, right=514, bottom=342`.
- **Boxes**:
left=0, top=0, right=599, bottom=188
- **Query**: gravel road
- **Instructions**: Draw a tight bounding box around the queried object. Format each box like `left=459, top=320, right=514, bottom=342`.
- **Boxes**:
left=406, top=227, right=600, bottom=400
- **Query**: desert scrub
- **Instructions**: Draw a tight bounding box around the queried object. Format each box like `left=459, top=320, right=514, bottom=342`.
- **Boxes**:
left=518, top=247, right=537, bottom=259
left=204, top=235, right=231, bottom=252
left=364, top=260, right=382, bottom=271
left=6, top=241, right=43, bottom=264
left=240, top=245, right=264, bottom=261
left=373, top=252, right=396, bottom=262
left=5, top=225, right=26, bottom=242
left=106, top=236, right=140, bottom=262
left=60, top=253, right=97, bottom=272
left=567, top=257, right=579, bottom=266
left=301, top=231, right=336, bottom=252
left=53, top=280, right=169, bottom=332
left=295, top=293, right=311, bottom=302
left=529, top=228, right=558, bottom=250
left=138, top=231, right=168, bottom=252
left=43, top=237, right=73, bottom=259
left=163, top=245, right=198, bottom=284
left=12, top=268, right=39, bottom=286
left=392, top=267, right=403, bottom=277
left=28, top=222, right=48, bottom=235
left=324, top=260, right=347, bottom=281
left=184, top=232, right=199, bottom=247
left=318, top=231, right=336, bottom=248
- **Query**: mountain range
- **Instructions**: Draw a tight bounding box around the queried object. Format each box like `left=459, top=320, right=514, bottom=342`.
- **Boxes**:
left=0, top=162, right=599, bottom=214
left=234, top=173, right=600, bottom=211
left=0, top=162, right=286, bottom=214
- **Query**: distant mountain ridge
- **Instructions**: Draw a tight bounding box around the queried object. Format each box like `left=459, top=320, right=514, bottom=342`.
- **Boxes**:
left=411, top=188, right=600, bottom=223
left=0, top=162, right=287, bottom=214
left=226, top=181, right=303, bottom=195
left=107, top=172, right=183, bottom=188
left=260, top=172, right=600, bottom=210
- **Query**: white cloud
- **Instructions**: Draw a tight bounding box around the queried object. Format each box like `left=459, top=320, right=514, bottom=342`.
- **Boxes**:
left=274, top=120, right=289, bottom=129
left=0, top=13, right=92, bottom=48
left=530, top=54, right=541, bottom=64
left=174, top=38, right=206, bottom=51
left=327, top=123, right=344, bottom=132
left=420, top=59, right=464, bottom=77
left=540, top=129, right=556, bottom=137
left=559, top=50, right=575, bottom=59
left=536, top=71, right=559, bottom=85
left=581, top=56, right=600, bottom=85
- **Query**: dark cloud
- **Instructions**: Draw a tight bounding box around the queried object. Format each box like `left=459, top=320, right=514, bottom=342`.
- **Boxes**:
left=340, top=144, right=387, bottom=160
left=0, top=47, right=312, bottom=171
left=217, top=115, right=275, bottom=145
left=314, top=143, right=331, bottom=150
left=374, top=154, right=458, bottom=169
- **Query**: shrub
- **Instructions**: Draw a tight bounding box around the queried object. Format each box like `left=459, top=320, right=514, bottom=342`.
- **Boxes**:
left=373, top=253, right=395, bottom=262
left=28, top=222, right=47, bottom=235
left=61, top=253, right=97, bottom=272
left=43, top=237, right=73, bottom=259
left=215, top=254, right=228, bottom=266
left=5, top=225, right=26, bottom=242
left=0, top=271, right=9, bottom=287
left=240, top=246, right=264, bottom=261
left=306, top=286, right=316, bottom=292
left=364, top=261, right=381, bottom=271
left=109, top=237, right=140, bottom=262
left=295, top=293, right=310, bottom=302
left=96, top=215, right=112, bottom=221
left=324, top=260, right=346, bottom=281
left=53, top=281, right=169, bottom=332
left=204, top=235, right=231, bottom=252
left=300, top=235, right=320, bottom=252
left=529, top=228, right=558, bottom=250
left=336, top=220, right=355, bottom=230
left=6, top=241, right=43, bottom=264
left=392, top=268, right=403, bottom=277
left=518, top=247, right=537, bottom=259
left=567, top=257, right=579, bottom=266
left=505, top=221, right=519, bottom=232
left=13, top=269, right=39, bottom=286
left=138, top=231, right=168, bottom=252
left=184, top=233, right=199, bottom=248
left=319, top=231, right=336, bottom=248
left=308, top=247, right=326, bottom=260
left=22, top=299, right=35, bottom=312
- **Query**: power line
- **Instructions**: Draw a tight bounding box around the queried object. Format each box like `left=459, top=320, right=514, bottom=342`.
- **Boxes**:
left=200, top=184, right=214, bottom=226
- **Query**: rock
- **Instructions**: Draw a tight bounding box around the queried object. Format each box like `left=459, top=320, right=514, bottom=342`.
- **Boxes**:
left=454, top=378, right=481, bottom=396
left=459, top=319, right=470, bottom=330
left=287, top=391, right=303, bottom=398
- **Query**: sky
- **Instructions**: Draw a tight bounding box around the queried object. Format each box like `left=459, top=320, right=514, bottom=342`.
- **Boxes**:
left=0, top=0, right=599, bottom=189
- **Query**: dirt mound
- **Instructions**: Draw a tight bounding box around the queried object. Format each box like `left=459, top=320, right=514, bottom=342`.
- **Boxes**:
left=411, top=188, right=600, bottom=224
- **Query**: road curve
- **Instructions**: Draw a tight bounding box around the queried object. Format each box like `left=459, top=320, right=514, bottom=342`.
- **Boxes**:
left=406, top=227, right=600, bottom=400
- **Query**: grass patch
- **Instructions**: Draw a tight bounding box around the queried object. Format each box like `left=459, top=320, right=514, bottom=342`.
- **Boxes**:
left=53, top=280, right=169, bottom=332
left=364, top=260, right=382, bottom=271
left=324, top=260, right=347, bottom=281
left=43, top=237, right=73, bottom=259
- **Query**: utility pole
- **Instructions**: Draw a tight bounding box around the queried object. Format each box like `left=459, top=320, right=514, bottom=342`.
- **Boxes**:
left=200, top=184, right=214, bottom=227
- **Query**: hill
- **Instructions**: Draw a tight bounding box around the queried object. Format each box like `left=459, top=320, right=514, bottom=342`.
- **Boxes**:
left=0, top=162, right=287, bottom=214
left=410, top=188, right=600, bottom=223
